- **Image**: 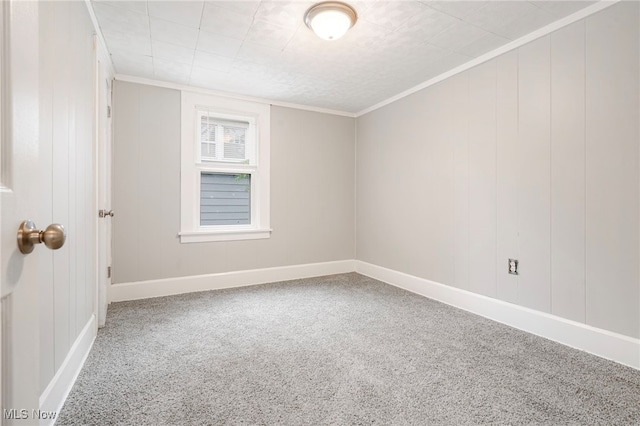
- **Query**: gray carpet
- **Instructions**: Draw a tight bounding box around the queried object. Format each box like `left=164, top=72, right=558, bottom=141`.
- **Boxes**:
left=58, top=273, right=640, bottom=425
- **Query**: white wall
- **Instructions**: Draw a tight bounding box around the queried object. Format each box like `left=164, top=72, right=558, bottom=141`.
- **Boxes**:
left=112, top=81, right=355, bottom=284
left=356, top=2, right=639, bottom=339
left=38, top=0, right=98, bottom=396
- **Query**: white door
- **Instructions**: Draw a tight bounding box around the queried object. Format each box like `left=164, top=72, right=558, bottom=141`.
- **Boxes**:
left=97, top=60, right=112, bottom=327
left=0, top=0, right=46, bottom=421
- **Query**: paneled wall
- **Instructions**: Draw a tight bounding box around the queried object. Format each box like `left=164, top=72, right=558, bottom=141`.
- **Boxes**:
left=356, top=2, right=639, bottom=338
left=585, top=4, right=639, bottom=336
left=112, top=81, right=355, bottom=283
left=38, top=1, right=97, bottom=394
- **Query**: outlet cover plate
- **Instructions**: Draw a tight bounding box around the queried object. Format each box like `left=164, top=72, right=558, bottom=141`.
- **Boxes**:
left=508, top=259, right=519, bottom=275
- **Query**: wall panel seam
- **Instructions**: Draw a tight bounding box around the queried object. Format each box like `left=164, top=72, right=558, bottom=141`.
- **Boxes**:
left=516, top=48, right=520, bottom=305
left=494, top=60, right=498, bottom=297
left=583, top=19, right=588, bottom=326
left=549, top=35, right=553, bottom=315
left=469, top=66, right=473, bottom=291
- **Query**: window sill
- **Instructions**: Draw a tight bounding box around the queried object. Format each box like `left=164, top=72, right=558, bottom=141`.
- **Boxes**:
left=178, top=228, right=272, bottom=243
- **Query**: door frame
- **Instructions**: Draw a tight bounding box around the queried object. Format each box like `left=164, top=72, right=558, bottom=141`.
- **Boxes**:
left=94, top=35, right=114, bottom=329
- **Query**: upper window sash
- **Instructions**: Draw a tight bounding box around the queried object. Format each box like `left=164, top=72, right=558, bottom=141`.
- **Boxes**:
left=196, top=108, right=257, bottom=165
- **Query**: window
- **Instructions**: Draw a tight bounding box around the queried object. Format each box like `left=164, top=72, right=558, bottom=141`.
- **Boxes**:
left=180, top=92, right=270, bottom=243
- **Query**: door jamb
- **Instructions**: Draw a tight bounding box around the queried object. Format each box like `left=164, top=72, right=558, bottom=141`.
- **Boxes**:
left=92, top=35, right=99, bottom=334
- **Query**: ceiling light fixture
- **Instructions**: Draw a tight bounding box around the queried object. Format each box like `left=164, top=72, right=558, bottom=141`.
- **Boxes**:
left=304, top=2, right=357, bottom=41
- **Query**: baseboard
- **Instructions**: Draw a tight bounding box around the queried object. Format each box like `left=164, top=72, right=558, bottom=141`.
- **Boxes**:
left=355, top=261, right=640, bottom=370
left=109, top=260, right=357, bottom=302
left=39, top=315, right=96, bottom=425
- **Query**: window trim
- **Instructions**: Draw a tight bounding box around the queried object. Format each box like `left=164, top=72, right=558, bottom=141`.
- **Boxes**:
left=180, top=91, right=271, bottom=243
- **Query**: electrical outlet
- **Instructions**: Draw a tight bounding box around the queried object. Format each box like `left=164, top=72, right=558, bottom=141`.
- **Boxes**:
left=508, top=259, right=518, bottom=275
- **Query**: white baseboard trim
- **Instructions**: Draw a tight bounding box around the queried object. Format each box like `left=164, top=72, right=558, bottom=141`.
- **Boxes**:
left=109, top=260, right=357, bottom=302
left=39, top=314, right=96, bottom=426
left=355, top=261, right=640, bottom=370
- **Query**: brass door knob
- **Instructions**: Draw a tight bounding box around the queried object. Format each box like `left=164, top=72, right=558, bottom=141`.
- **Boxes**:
left=17, top=220, right=67, bottom=254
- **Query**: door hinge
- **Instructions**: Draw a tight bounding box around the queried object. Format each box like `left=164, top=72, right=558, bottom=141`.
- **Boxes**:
left=107, top=105, right=111, bottom=118
left=107, top=266, right=112, bottom=278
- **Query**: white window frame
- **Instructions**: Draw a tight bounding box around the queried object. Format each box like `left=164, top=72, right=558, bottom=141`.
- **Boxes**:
left=180, top=91, right=270, bottom=243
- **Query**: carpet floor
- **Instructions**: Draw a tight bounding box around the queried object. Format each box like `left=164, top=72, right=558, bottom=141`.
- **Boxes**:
left=58, top=273, right=640, bottom=425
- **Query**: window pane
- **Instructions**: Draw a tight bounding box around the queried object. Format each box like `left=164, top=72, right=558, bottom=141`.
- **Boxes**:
left=200, top=116, right=217, bottom=160
left=200, top=118, right=216, bottom=142
left=223, top=125, right=246, bottom=160
left=200, top=172, right=251, bottom=226
left=201, top=142, right=216, bottom=159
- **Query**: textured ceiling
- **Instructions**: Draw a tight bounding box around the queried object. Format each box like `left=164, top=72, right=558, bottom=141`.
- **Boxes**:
left=92, top=0, right=595, bottom=113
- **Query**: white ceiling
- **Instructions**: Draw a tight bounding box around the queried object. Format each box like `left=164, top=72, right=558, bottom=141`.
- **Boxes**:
left=92, top=0, right=596, bottom=113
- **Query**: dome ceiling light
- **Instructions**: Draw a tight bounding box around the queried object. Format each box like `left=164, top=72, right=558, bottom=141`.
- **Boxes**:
left=304, top=2, right=357, bottom=41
